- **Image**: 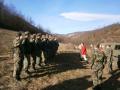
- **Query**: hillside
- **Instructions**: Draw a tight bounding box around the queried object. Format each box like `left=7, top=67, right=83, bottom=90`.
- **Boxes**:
left=0, top=1, right=44, bottom=33
left=0, top=28, right=16, bottom=55
left=61, top=23, right=120, bottom=45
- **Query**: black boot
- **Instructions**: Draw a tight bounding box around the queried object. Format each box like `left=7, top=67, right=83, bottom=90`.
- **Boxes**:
left=15, top=76, right=21, bottom=81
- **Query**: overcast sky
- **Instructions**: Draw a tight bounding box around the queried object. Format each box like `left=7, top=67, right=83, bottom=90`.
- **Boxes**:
left=5, top=0, right=120, bottom=34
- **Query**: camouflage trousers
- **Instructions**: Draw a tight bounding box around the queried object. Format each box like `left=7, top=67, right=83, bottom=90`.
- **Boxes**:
left=31, top=54, right=36, bottom=70
left=47, top=49, right=53, bottom=61
left=41, top=51, right=47, bottom=65
left=107, top=56, right=112, bottom=73
left=45, top=49, right=55, bottom=63
left=24, top=54, right=30, bottom=72
left=13, top=53, right=24, bottom=79
left=92, top=63, right=104, bottom=87
left=36, top=51, right=43, bottom=66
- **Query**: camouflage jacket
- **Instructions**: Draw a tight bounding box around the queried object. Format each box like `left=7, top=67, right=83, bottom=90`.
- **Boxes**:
left=22, top=38, right=31, bottom=54
left=13, top=38, right=22, bottom=54
left=30, top=39, right=36, bottom=54
left=35, top=39, right=42, bottom=55
left=105, top=47, right=113, bottom=57
left=91, top=48, right=106, bottom=66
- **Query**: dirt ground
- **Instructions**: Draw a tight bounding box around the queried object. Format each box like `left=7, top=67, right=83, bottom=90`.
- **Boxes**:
left=0, top=51, right=120, bottom=90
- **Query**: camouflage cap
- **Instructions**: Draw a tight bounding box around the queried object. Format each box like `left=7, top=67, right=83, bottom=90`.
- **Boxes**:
left=16, top=32, right=22, bottom=37
left=41, top=34, right=46, bottom=38
left=37, top=33, right=41, bottom=36
left=48, top=35, right=52, bottom=38
left=32, top=34, right=36, bottom=37
left=45, top=34, right=49, bottom=38
left=24, top=31, right=30, bottom=35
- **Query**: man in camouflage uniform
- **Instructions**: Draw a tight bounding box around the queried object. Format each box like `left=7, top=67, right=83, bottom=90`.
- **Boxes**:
left=40, top=34, right=48, bottom=66
left=35, top=33, right=42, bottom=67
left=91, top=43, right=106, bottom=90
left=30, top=34, right=36, bottom=70
left=22, top=31, right=31, bottom=74
left=105, top=45, right=113, bottom=74
left=53, top=36, right=59, bottom=57
left=47, top=35, right=54, bottom=61
left=13, top=32, right=24, bottom=81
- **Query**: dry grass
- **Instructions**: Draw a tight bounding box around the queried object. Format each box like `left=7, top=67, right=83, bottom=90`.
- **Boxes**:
left=0, top=51, right=119, bottom=90
left=58, top=43, right=78, bottom=52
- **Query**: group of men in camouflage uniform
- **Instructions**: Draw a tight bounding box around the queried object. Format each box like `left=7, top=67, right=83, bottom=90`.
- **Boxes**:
left=91, top=43, right=113, bottom=90
left=12, top=31, right=59, bottom=81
